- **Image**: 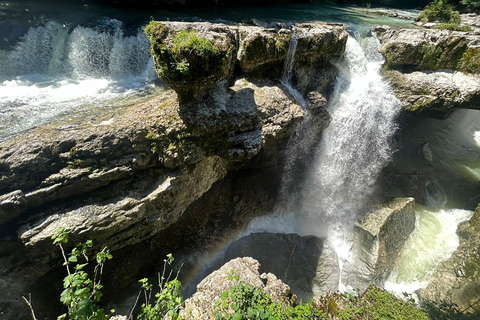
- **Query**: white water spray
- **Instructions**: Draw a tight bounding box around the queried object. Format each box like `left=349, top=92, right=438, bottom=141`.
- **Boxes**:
left=0, top=19, right=157, bottom=141
left=298, top=35, right=401, bottom=288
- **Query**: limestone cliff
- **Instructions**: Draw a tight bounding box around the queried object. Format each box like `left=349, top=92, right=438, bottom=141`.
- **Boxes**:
left=374, top=26, right=480, bottom=113
left=0, top=21, right=346, bottom=319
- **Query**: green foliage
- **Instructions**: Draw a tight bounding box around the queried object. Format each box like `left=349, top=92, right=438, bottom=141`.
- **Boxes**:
left=52, top=228, right=113, bottom=320
left=136, top=254, right=184, bottom=320
left=417, top=0, right=461, bottom=24
left=336, top=286, right=429, bottom=320
left=422, top=300, right=480, bottom=319
left=461, top=0, right=480, bottom=11
left=172, top=29, right=220, bottom=58
left=214, top=272, right=325, bottom=320
left=432, top=23, right=472, bottom=30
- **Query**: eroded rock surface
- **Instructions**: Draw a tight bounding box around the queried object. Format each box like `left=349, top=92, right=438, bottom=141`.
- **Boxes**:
left=374, top=26, right=480, bottom=113
left=0, top=20, right=345, bottom=319
left=347, top=198, right=416, bottom=289
left=179, top=257, right=295, bottom=320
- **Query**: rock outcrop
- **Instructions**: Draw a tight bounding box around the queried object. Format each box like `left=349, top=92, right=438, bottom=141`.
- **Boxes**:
left=374, top=26, right=480, bottom=113
left=0, top=21, right=345, bottom=319
left=347, top=198, right=416, bottom=289
left=146, top=21, right=348, bottom=100
left=419, top=203, right=480, bottom=313
left=179, top=257, right=295, bottom=320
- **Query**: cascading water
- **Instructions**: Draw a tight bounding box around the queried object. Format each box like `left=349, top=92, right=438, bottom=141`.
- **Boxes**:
left=0, top=18, right=157, bottom=141
left=298, top=35, right=402, bottom=289
left=245, top=34, right=402, bottom=292
left=280, top=37, right=307, bottom=109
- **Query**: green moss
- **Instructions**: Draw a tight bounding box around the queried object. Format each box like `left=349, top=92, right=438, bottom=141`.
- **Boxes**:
left=337, top=286, right=429, bottom=320
left=144, top=23, right=233, bottom=95
left=432, top=23, right=472, bottom=31
left=460, top=48, right=480, bottom=73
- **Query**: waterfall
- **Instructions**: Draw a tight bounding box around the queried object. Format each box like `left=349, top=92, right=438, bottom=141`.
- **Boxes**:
left=280, top=37, right=306, bottom=108
left=297, top=35, right=401, bottom=288
left=0, top=18, right=157, bottom=141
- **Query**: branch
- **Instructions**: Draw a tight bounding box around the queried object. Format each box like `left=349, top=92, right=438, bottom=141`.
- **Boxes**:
left=22, top=294, right=38, bottom=320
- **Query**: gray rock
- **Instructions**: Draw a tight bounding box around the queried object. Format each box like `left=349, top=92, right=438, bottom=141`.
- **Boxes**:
left=348, top=198, right=416, bottom=289
left=179, top=257, right=294, bottom=320
left=381, top=68, right=480, bottom=112
left=374, top=26, right=480, bottom=73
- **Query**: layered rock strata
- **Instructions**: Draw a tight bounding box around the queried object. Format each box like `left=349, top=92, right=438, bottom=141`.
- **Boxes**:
left=0, top=21, right=346, bottom=319
left=374, top=26, right=480, bottom=113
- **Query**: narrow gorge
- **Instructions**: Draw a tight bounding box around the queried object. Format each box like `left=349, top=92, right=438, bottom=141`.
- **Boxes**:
left=0, top=1, right=479, bottom=319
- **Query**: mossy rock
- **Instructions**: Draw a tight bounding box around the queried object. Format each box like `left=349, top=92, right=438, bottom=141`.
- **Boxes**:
left=378, top=28, right=479, bottom=74
left=237, top=27, right=291, bottom=76
left=145, top=21, right=236, bottom=100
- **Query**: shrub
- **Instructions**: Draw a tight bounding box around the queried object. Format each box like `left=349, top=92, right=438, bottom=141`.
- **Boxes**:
left=135, top=254, right=184, bottom=320
left=461, top=0, right=480, bottom=11
left=52, top=227, right=113, bottom=320
left=432, top=23, right=472, bottom=30
left=417, top=0, right=461, bottom=24
left=214, top=272, right=325, bottom=320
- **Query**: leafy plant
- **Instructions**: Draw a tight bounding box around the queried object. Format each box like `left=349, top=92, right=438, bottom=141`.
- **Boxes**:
left=417, top=0, right=461, bottom=24
left=52, top=227, right=113, bottom=320
left=134, top=254, right=184, bottom=320
left=214, top=271, right=325, bottom=320
left=336, top=286, right=429, bottom=320
left=461, top=0, right=480, bottom=11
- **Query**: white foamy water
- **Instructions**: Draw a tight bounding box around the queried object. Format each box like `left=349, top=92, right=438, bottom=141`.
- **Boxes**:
left=0, top=19, right=158, bottom=141
left=385, top=206, right=474, bottom=298
left=298, top=36, right=401, bottom=280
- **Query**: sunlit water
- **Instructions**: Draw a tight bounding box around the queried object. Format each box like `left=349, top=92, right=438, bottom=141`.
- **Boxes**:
left=385, top=205, right=473, bottom=298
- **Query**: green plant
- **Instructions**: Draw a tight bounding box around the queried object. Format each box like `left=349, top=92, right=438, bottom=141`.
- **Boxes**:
left=214, top=271, right=325, bottom=320
left=461, top=0, right=480, bottom=11
left=417, top=0, right=461, bottom=24
left=135, top=254, right=184, bottom=320
left=432, top=23, right=472, bottom=30
left=52, top=227, right=113, bottom=320
left=336, top=286, right=429, bottom=320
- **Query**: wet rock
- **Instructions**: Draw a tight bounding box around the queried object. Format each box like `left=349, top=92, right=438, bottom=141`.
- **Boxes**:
left=179, top=257, right=295, bottom=320
left=348, top=197, right=416, bottom=289
left=420, top=142, right=434, bottom=166
left=419, top=203, right=480, bottom=313
left=373, top=26, right=480, bottom=113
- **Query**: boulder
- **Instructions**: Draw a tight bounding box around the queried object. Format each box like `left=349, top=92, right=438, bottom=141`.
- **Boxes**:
left=145, top=21, right=348, bottom=100
left=348, top=198, right=416, bottom=289
left=419, top=203, right=480, bottom=313
left=145, top=21, right=236, bottom=100
left=179, top=257, right=295, bottom=320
